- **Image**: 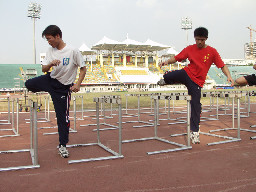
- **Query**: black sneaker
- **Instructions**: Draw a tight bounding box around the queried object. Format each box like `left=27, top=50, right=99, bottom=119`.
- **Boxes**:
left=58, top=145, right=69, bottom=158
left=157, top=79, right=167, bottom=86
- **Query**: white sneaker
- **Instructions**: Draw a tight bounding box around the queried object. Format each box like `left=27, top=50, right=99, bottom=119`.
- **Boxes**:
left=157, top=79, right=167, bottom=86
left=58, top=145, right=69, bottom=158
left=190, top=132, right=200, bottom=144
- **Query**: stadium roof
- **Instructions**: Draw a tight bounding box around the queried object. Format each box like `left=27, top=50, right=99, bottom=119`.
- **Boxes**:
left=79, top=43, right=95, bottom=55
left=91, top=36, right=170, bottom=52
left=162, top=47, right=179, bottom=57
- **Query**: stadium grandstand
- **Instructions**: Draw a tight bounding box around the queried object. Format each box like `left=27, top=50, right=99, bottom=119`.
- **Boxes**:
left=0, top=36, right=221, bottom=93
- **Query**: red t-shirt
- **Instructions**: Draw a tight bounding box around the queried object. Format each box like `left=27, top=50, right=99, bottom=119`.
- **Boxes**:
left=174, top=44, right=225, bottom=87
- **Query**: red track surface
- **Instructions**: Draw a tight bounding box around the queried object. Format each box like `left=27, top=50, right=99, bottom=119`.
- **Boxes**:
left=0, top=103, right=256, bottom=192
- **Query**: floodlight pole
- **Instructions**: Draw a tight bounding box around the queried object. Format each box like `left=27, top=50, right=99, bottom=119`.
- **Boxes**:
left=27, top=3, right=42, bottom=64
left=181, top=17, right=192, bottom=46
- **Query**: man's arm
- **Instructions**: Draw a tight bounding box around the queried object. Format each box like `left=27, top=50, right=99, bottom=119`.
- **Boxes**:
left=159, top=56, right=177, bottom=68
left=42, top=60, right=60, bottom=73
left=253, top=64, right=256, bottom=70
left=70, top=66, right=87, bottom=92
left=235, top=63, right=256, bottom=86
left=221, top=65, right=234, bottom=86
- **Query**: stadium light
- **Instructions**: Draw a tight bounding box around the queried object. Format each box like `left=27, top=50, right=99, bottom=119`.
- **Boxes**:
left=27, top=3, right=42, bottom=64
left=181, top=17, right=192, bottom=46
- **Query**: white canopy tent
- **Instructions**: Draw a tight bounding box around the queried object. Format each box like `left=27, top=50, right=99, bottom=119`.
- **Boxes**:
left=91, top=36, right=170, bottom=68
left=79, top=43, right=95, bottom=71
left=79, top=43, right=95, bottom=55
left=164, top=47, right=179, bottom=56
left=143, top=39, right=170, bottom=51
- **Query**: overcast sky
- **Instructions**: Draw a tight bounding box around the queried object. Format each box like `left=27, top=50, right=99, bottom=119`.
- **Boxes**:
left=0, top=0, right=255, bottom=64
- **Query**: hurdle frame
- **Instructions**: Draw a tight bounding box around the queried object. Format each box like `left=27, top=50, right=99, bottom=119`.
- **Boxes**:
left=91, top=95, right=122, bottom=131
left=0, top=101, right=40, bottom=171
left=123, top=94, right=156, bottom=128
left=200, top=92, right=245, bottom=146
left=0, top=98, right=20, bottom=138
left=122, top=94, right=192, bottom=155
left=67, top=96, right=123, bottom=164
left=42, top=95, right=78, bottom=135
left=0, top=97, right=11, bottom=125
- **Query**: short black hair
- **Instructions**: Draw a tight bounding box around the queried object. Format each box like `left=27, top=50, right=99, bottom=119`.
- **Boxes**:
left=42, top=25, right=62, bottom=38
left=194, top=27, right=208, bottom=38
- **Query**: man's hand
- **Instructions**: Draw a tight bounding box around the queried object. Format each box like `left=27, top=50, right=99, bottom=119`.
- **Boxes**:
left=227, top=77, right=235, bottom=87
left=50, top=60, right=61, bottom=67
left=70, top=84, right=80, bottom=93
left=159, top=61, right=168, bottom=68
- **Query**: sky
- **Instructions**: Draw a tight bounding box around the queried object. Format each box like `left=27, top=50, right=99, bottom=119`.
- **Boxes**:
left=0, top=0, right=256, bottom=64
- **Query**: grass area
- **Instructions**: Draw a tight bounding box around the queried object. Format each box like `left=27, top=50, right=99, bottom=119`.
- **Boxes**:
left=0, top=87, right=256, bottom=112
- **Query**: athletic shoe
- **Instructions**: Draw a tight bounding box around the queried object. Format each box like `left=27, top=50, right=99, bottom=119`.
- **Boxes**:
left=190, top=131, right=200, bottom=144
left=58, top=145, right=69, bottom=158
left=157, top=79, right=167, bottom=86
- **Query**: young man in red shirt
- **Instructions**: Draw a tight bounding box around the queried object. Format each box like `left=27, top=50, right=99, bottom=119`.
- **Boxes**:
left=159, top=27, right=234, bottom=144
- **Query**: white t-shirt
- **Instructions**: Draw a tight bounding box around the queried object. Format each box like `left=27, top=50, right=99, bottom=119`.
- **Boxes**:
left=42, top=44, right=85, bottom=85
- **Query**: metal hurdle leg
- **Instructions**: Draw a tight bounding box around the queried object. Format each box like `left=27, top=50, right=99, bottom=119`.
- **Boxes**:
left=248, top=91, right=256, bottom=129
left=200, top=92, right=219, bottom=121
left=76, top=95, right=84, bottom=120
left=43, top=96, right=77, bottom=135
left=158, top=98, right=177, bottom=121
left=124, top=94, right=138, bottom=117
left=123, top=94, right=192, bottom=155
left=237, top=92, right=250, bottom=118
left=148, top=92, right=189, bottom=125
left=69, top=95, right=85, bottom=121
left=92, top=96, right=120, bottom=131
left=0, top=98, right=20, bottom=138
left=67, top=96, right=123, bottom=164
left=210, top=92, right=256, bottom=137
left=201, top=92, right=244, bottom=145
left=0, top=101, right=40, bottom=172
left=35, top=93, right=50, bottom=123
left=69, top=96, right=77, bottom=133
left=0, top=97, right=11, bottom=125
left=89, top=95, right=121, bottom=131
left=124, top=94, right=154, bottom=128
left=39, top=95, right=56, bottom=129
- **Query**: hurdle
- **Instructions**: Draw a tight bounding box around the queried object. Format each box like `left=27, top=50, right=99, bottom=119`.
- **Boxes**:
left=165, top=92, right=190, bottom=124
left=0, top=101, right=40, bottom=171
left=200, top=91, right=219, bottom=121
left=33, top=94, right=51, bottom=126
left=148, top=92, right=188, bottom=125
left=36, top=93, right=50, bottom=122
left=240, top=91, right=256, bottom=138
left=42, top=95, right=78, bottom=135
left=91, top=95, right=122, bottom=131
left=67, top=95, right=123, bottom=164
left=102, top=95, right=118, bottom=119
left=0, top=97, right=11, bottom=125
left=0, top=98, right=20, bottom=138
left=123, top=94, right=156, bottom=128
left=70, top=95, right=84, bottom=121
left=200, top=92, right=245, bottom=145
left=38, top=95, right=56, bottom=129
left=123, top=94, right=192, bottom=155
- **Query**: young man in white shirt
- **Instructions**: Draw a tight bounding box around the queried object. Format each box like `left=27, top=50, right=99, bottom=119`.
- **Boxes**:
left=25, top=25, right=87, bottom=158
